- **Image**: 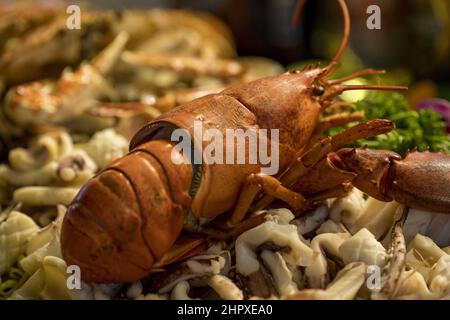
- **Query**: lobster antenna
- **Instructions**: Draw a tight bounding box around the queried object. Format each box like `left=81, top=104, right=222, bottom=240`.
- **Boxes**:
left=336, top=84, right=408, bottom=92
left=291, top=0, right=350, bottom=75
left=328, top=68, right=386, bottom=84
left=291, top=0, right=307, bottom=26
left=330, top=0, right=351, bottom=67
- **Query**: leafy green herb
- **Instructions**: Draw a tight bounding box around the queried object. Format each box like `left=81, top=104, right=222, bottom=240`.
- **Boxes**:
left=328, top=92, right=450, bottom=156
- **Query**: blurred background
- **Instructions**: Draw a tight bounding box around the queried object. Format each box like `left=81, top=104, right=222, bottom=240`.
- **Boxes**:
left=1, top=0, right=450, bottom=159
left=86, top=0, right=450, bottom=86
left=2, top=0, right=450, bottom=95
left=79, top=0, right=450, bottom=154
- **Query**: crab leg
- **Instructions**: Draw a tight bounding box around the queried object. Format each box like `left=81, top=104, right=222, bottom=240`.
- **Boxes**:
left=91, top=31, right=129, bottom=75
left=122, top=51, right=245, bottom=78
left=4, top=31, right=129, bottom=126
left=151, top=87, right=224, bottom=112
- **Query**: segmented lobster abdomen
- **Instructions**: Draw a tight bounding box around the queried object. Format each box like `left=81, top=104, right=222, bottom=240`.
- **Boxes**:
left=61, top=139, right=193, bottom=283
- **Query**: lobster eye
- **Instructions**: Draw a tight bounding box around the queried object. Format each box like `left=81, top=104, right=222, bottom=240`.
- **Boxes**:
left=312, top=86, right=325, bottom=96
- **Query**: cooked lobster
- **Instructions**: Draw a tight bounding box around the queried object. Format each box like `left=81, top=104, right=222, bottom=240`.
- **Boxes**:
left=61, top=0, right=450, bottom=283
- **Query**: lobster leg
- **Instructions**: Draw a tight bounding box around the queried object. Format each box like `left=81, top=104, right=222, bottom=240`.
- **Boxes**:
left=153, top=236, right=209, bottom=269
left=201, top=214, right=268, bottom=240
left=224, top=173, right=306, bottom=228
left=284, top=119, right=394, bottom=186
left=200, top=174, right=306, bottom=238
left=203, top=182, right=352, bottom=240
left=315, top=111, right=364, bottom=133
left=305, top=111, right=365, bottom=149
left=252, top=119, right=394, bottom=211
left=304, top=182, right=353, bottom=204
left=323, top=101, right=354, bottom=113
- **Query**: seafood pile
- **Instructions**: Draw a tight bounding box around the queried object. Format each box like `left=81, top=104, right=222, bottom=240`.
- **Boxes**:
left=0, top=1, right=283, bottom=299
left=89, top=195, right=450, bottom=300
left=1, top=0, right=450, bottom=300
left=0, top=1, right=283, bottom=151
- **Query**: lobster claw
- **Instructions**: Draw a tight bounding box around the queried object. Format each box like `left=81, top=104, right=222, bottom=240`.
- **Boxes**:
left=335, top=148, right=450, bottom=213
left=333, top=147, right=401, bottom=202
left=385, top=151, right=450, bottom=213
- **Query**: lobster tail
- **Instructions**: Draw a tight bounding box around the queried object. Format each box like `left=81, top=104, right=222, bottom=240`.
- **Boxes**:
left=61, top=140, right=193, bottom=282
